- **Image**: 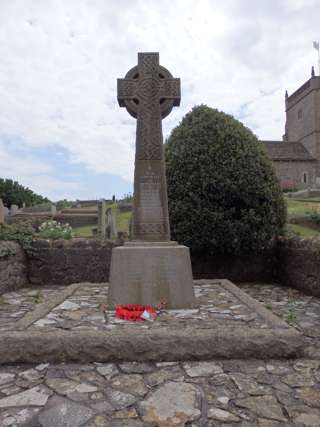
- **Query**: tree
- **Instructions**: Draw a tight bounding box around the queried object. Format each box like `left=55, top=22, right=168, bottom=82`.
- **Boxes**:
left=0, top=178, right=50, bottom=207
left=165, top=105, right=286, bottom=255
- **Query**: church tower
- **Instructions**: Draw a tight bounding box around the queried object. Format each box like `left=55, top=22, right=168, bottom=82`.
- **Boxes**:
left=285, top=67, right=320, bottom=179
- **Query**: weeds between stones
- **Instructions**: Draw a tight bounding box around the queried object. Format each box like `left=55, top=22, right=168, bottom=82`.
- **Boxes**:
left=285, top=300, right=298, bottom=325
left=32, top=290, right=42, bottom=304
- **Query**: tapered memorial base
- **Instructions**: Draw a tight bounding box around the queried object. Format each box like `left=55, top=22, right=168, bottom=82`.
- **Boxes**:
left=108, top=241, right=195, bottom=309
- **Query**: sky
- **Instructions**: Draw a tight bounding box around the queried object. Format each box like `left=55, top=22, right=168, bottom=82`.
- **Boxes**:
left=0, top=0, right=319, bottom=201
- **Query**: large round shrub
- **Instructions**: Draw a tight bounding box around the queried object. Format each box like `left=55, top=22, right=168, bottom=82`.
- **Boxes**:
left=165, top=105, right=286, bottom=254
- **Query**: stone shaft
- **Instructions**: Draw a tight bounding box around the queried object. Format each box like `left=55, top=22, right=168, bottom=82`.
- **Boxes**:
left=117, top=52, right=180, bottom=241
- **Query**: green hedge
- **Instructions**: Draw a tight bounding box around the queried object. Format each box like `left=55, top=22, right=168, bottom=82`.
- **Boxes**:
left=165, top=105, right=286, bottom=254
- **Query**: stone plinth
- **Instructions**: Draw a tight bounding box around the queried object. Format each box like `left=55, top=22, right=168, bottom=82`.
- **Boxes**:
left=108, top=242, right=195, bottom=308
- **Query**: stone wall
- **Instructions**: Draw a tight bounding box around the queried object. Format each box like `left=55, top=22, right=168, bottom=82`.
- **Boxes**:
left=191, top=250, right=277, bottom=283
left=277, top=237, right=320, bottom=297
left=54, top=214, right=97, bottom=228
left=27, top=238, right=119, bottom=287
left=2, top=236, right=320, bottom=298
left=0, top=241, right=28, bottom=294
left=272, top=160, right=317, bottom=190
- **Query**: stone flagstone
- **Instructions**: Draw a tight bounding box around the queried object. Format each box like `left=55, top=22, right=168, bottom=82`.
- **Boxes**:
left=234, top=395, right=287, bottom=421
left=140, top=381, right=201, bottom=425
left=0, top=385, right=50, bottom=408
left=37, top=397, right=94, bottom=427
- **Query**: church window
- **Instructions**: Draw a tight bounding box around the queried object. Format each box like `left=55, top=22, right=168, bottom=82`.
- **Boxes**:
left=302, top=172, right=308, bottom=184
left=298, top=109, right=302, bottom=119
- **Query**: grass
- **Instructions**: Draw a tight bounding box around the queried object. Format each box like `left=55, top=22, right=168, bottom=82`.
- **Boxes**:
left=284, top=300, right=298, bottom=325
left=286, top=223, right=320, bottom=237
left=116, top=211, right=132, bottom=233
left=286, top=196, right=320, bottom=216
left=73, top=210, right=132, bottom=238
left=73, top=225, right=94, bottom=237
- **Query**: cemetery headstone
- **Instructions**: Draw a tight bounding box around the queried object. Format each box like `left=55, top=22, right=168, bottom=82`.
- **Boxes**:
left=108, top=52, right=195, bottom=308
left=98, top=200, right=107, bottom=238
left=105, top=208, right=117, bottom=239
left=0, top=199, right=4, bottom=224
left=111, top=208, right=117, bottom=239
left=10, top=205, right=19, bottom=216
left=51, top=204, right=57, bottom=216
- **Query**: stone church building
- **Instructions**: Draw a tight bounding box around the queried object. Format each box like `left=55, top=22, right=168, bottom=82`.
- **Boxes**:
left=262, top=68, right=320, bottom=190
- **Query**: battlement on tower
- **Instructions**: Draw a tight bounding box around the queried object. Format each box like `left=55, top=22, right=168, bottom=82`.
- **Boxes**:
left=286, top=75, right=320, bottom=110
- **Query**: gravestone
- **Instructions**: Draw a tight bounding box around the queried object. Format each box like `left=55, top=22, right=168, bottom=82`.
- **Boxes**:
left=98, top=200, right=107, bottom=238
left=10, top=205, right=18, bottom=216
left=108, top=52, right=195, bottom=308
left=0, top=199, right=4, bottom=224
left=51, top=204, right=57, bottom=216
left=106, top=208, right=117, bottom=239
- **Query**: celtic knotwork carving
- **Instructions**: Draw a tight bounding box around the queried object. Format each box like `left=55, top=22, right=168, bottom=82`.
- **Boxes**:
left=135, top=222, right=166, bottom=235
left=138, top=52, right=158, bottom=75
left=138, top=78, right=159, bottom=100
left=159, top=79, right=180, bottom=98
left=137, top=103, right=162, bottom=160
left=118, top=79, right=136, bottom=98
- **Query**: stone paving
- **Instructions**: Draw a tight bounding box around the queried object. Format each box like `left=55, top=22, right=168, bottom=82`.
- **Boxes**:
left=25, top=282, right=274, bottom=332
left=0, top=282, right=319, bottom=426
left=0, top=281, right=292, bottom=333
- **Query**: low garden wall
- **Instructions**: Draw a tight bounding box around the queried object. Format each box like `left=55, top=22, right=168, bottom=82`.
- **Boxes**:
left=1, top=236, right=320, bottom=297
left=27, top=238, right=119, bottom=287
left=277, top=237, right=320, bottom=297
left=192, top=249, right=277, bottom=283
left=0, top=241, right=28, bottom=294
left=54, top=214, right=97, bottom=228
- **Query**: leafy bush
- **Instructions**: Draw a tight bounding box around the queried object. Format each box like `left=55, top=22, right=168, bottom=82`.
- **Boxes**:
left=0, top=247, right=16, bottom=258
left=165, top=105, right=286, bottom=255
left=38, top=220, right=73, bottom=240
left=307, top=208, right=320, bottom=224
left=56, top=199, right=73, bottom=210
left=0, top=221, right=35, bottom=250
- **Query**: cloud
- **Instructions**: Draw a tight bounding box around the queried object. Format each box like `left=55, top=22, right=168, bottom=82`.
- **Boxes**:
left=0, top=0, right=319, bottom=198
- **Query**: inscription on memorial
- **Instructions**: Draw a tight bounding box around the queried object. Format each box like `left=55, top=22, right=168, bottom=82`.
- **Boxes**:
left=117, top=52, right=180, bottom=241
left=138, top=169, right=163, bottom=220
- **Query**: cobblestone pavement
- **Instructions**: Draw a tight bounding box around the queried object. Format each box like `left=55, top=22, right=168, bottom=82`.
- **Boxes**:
left=0, top=283, right=319, bottom=426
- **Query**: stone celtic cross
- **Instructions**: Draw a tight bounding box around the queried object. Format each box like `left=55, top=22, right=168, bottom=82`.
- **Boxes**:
left=117, top=52, right=180, bottom=241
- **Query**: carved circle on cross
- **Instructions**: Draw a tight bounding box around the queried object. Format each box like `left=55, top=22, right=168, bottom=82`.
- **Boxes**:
left=122, top=65, right=176, bottom=119
left=137, top=78, right=159, bottom=100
